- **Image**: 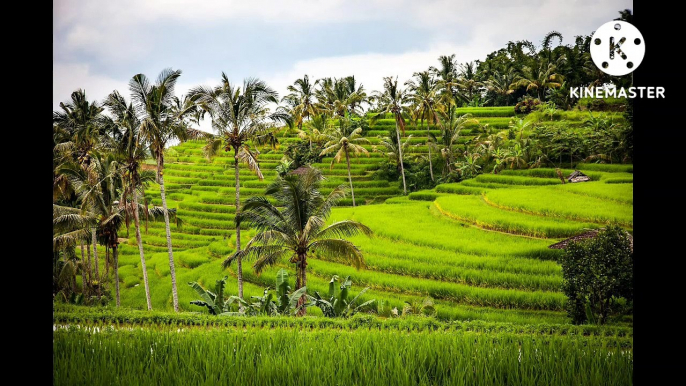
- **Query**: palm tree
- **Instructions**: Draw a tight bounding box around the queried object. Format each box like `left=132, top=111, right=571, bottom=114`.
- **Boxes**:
left=129, top=68, right=195, bottom=312
left=405, top=71, right=440, bottom=181
left=53, top=89, right=108, bottom=169
left=189, top=75, right=290, bottom=301
left=486, top=68, right=517, bottom=105
left=320, top=116, right=370, bottom=207
left=62, top=153, right=125, bottom=305
left=225, top=167, right=372, bottom=316
left=103, top=90, right=155, bottom=310
left=372, top=76, right=409, bottom=194
left=282, top=75, right=320, bottom=149
left=430, top=55, right=460, bottom=124
left=53, top=204, right=96, bottom=300
left=315, top=76, right=367, bottom=119
left=436, top=111, right=478, bottom=174
left=457, top=62, right=483, bottom=103
left=511, top=61, right=564, bottom=100
left=376, top=133, right=414, bottom=173
left=53, top=90, right=108, bottom=291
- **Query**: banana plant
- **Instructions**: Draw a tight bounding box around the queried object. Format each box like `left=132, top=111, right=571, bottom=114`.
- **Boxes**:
left=188, top=276, right=229, bottom=315
left=311, top=275, right=376, bottom=317
left=189, top=269, right=309, bottom=316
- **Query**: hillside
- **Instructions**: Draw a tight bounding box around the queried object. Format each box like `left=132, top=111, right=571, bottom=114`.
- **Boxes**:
left=102, top=107, right=633, bottom=327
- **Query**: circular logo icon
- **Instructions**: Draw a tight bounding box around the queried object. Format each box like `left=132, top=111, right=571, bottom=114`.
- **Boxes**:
left=590, top=21, right=645, bottom=76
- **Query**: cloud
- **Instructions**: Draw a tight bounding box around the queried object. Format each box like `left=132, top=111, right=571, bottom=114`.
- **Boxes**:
left=53, top=63, right=129, bottom=110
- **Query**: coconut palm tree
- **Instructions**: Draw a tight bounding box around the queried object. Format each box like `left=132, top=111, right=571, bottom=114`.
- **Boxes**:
left=53, top=204, right=96, bottom=300
left=511, top=61, right=564, bottom=100
left=53, top=89, right=108, bottom=169
left=430, top=55, right=460, bottom=124
left=375, top=133, right=414, bottom=173
left=405, top=71, right=440, bottom=181
left=457, top=62, right=483, bottom=104
left=61, top=153, right=125, bottom=305
left=319, top=116, right=370, bottom=206
left=372, top=76, right=409, bottom=194
left=486, top=68, right=517, bottom=105
left=315, top=76, right=367, bottom=119
left=282, top=75, right=320, bottom=149
left=103, top=90, right=155, bottom=310
left=129, top=68, right=196, bottom=312
left=225, top=167, right=372, bottom=316
left=188, top=75, right=290, bottom=301
left=436, top=111, right=478, bottom=174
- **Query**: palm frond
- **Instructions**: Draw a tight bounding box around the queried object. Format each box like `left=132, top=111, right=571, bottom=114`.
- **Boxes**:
left=309, top=239, right=366, bottom=269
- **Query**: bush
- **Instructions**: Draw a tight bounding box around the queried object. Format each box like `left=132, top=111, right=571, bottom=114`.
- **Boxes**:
left=514, top=97, right=541, bottom=114
left=558, top=225, right=633, bottom=324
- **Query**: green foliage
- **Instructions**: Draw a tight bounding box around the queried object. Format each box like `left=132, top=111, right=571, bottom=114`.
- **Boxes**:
left=284, top=140, right=323, bottom=168
left=55, top=326, right=633, bottom=386
left=188, top=276, right=229, bottom=315
left=558, top=225, right=633, bottom=324
left=311, top=274, right=376, bottom=317
left=514, top=97, right=541, bottom=114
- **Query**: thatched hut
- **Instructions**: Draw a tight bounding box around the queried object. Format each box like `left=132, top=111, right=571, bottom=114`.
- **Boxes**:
left=567, top=170, right=591, bottom=183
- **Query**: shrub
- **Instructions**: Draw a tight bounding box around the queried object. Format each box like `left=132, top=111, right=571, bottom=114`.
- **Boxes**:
left=558, top=225, right=633, bottom=324
left=514, top=97, right=541, bottom=114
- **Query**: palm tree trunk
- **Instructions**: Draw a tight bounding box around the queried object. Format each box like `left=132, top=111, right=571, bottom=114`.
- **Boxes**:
left=91, top=228, right=100, bottom=298
left=234, top=152, right=244, bottom=307
left=426, top=120, right=434, bottom=181
left=296, top=254, right=308, bottom=317
left=86, top=240, right=92, bottom=286
left=114, top=244, right=120, bottom=307
left=80, top=240, right=88, bottom=296
left=395, top=120, right=407, bottom=195
left=345, top=148, right=356, bottom=207
left=105, top=245, right=110, bottom=278
left=133, top=193, right=153, bottom=310
left=157, top=156, right=180, bottom=312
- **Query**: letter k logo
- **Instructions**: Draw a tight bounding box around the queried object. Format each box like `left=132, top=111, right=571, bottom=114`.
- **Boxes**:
left=590, top=21, right=645, bottom=76
left=610, top=37, right=627, bottom=60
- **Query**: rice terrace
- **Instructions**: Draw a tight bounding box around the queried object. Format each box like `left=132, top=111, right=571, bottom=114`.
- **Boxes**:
left=53, top=7, right=635, bottom=386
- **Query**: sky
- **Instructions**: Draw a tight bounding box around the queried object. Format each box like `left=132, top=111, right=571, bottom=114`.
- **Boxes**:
left=54, top=0, right=633, bottom=132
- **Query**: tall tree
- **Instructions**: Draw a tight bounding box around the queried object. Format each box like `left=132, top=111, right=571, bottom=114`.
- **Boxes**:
left=486, top=68, right=517, bottom=106
left=225, top=167, right=372, bottom=316
left=282, top=75, right=320, bottom=149
left=373, top=76, right=409, bottom=194
left=405, top=71, right=440, bottom=180
left=315, top=76, right=367, bottom=119
left=61, top=154, right=125, bottom=305
left=511, top=60, right=564, bottom=100
left=430, top=55, right=460, bottom=126
left=189, top=75, right=290, bottom=301
left=103, top=90, right=154, bottom=310
left=436, top=111, right=478, bottom=174
left=129, top=68, right=194, bottom=312
left=319, top=116, right=370, bottom=206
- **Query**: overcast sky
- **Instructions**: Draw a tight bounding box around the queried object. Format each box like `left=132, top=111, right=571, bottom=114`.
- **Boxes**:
left=54, top=0, right=632, bottom=131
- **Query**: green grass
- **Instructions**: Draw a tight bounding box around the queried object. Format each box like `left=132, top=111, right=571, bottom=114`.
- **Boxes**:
left=331, top=201, right=561, bottom=260
left=576, top=163, right=633, bottom=173
left=475, top=174, right=564, bottom=186
left=434, top=195, right=601, bottom=238
left=54, top=326, right=632, bottom=386
left=485, top=186, right=633, bottom=227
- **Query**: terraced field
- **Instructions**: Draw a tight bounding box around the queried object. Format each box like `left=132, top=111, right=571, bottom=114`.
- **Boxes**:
left=107, top=106, right=633, bottom=330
